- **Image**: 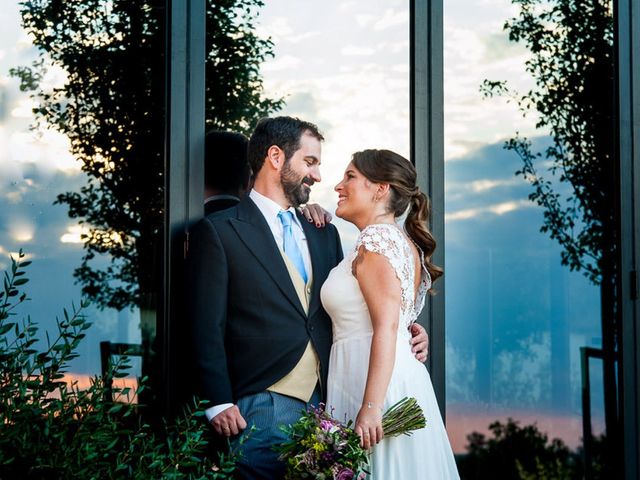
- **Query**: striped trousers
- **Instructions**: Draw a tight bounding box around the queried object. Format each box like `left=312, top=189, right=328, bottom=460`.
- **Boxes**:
left=231, top=387, right=321, bottom=479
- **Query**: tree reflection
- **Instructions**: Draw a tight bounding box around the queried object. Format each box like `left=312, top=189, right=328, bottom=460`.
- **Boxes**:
left=11, top=0, right=282, bottom=312
left=481, top=0, right=616, bottom=474
left=11, top=0, right=283, bottom=415
left=458, top=418, right=608, bottom=479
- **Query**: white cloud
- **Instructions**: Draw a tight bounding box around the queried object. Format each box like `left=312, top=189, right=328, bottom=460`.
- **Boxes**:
left=10, top=98, right=36, bottom=118
left=391, top=63, right=409, bottom=73
left=2, top=129, right=77, bottom=178
left=472, top=179, right=515, bottom=192
left=261, top=54, right=302, bottom=73
left=445, top=199, right=533, bottom=222
left=9, top=220, right=35, bottom=243
left=256, top=16, right=319, bottom=45
left=355, top=14, right=375, bottom=28
left=60, top=224, right=88, bottom=244
left=338, top=1, right=357, bottom=11
left=373, top=9, right=409, bottom=31
left=255, top=16, right=293, bottom=43
left=447, top=178, right=521, bottom=194
left=288, top=31, right=321, bottom=44
left=385, top=40, right=410, bottom=54
left=341, top=45, right=376, bottom=56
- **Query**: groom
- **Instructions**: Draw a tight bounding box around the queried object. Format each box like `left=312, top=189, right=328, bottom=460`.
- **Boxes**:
left=186, top=116, right=428, bottom=478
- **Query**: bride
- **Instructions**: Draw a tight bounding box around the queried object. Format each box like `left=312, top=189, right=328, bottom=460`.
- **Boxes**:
left=321, top=149, right=459, bottom=478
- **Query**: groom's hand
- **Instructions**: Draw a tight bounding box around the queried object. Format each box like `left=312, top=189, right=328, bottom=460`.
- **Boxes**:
left=410, top=323, right=429, bottom=363
left=210, top=405, right=247, bottom=437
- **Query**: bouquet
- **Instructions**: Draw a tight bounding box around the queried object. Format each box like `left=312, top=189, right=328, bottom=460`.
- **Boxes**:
left=276, top=397, right=425, bottom=480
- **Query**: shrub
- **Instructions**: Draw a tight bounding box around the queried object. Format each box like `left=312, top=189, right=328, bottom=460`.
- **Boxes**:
left=0, top=251, right=236, bottom=479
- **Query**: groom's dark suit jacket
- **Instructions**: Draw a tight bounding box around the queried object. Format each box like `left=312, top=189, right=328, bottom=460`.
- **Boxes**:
left=186, top=195, right=343, bottom=407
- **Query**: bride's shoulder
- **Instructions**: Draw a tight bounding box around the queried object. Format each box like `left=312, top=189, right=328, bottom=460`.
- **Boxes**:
left=356, top=223, right=405, bottom=253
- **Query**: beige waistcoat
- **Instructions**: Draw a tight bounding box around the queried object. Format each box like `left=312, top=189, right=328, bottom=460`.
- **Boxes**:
left=266, top=251, right=320, bottom=402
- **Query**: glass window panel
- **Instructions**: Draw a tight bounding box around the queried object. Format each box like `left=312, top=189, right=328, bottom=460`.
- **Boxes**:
left=444, top=0, right=605, bottom=456
left=0, top=1, right=168, bottom=402
left=258, top=0, right=410, bottom=250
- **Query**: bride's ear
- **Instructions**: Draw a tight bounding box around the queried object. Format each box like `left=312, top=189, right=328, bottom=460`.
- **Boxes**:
left=376, top=183, right=391, bottom=201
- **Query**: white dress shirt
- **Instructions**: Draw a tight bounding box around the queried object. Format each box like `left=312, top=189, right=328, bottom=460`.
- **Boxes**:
left=205, top=189, right=312, bottom=421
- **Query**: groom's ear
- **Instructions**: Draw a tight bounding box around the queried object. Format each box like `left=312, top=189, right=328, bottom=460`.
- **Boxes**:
left=266, top=145, right=284, bottom=170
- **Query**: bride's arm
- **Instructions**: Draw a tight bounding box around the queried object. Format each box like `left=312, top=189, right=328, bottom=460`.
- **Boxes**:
left=353, top=247, right=402, bottom=449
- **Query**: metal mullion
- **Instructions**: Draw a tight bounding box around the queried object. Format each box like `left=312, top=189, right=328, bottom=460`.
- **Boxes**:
left=617, top=0, right=640, bottom=477
left=162, top=0, right=205, bottom=416
left=411, top=0, right=445, bottom=418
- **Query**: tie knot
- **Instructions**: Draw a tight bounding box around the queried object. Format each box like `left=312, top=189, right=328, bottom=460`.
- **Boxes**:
left=278, top=210, right=294, bottom=227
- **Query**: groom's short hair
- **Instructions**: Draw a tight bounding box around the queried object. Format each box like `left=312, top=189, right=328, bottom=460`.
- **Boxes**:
left=247, top=116, right=324, bottom=175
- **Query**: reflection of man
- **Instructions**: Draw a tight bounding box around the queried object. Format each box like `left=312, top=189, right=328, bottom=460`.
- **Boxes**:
left=187, top=116, right=428, bottom=478
left=204, top=130, right=250, bottom=215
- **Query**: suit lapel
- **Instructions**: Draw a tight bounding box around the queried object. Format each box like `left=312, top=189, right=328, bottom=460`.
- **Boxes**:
left=299, top=211, right=325, bottom=319
left=231, top=197, right=307, bottom=318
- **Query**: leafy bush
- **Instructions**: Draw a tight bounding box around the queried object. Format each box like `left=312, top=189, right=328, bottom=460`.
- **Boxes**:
left=0, top=251, right=236, bottom=479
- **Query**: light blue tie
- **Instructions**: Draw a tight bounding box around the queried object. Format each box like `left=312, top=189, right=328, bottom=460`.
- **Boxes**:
left=278, top=210, right=308, bottom=283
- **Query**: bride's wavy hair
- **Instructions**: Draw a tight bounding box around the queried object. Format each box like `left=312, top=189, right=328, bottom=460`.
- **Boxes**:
left=351, top=149, right=443, bottom=288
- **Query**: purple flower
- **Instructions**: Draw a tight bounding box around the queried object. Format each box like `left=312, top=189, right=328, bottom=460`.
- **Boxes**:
left=335, top=467, right=355, bottom=480
left=320, top=419, right=334, bottom=431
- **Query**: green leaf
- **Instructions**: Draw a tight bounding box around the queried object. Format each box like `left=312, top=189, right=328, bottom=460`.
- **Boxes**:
left=108, top=403, right=125, bottom=414
left=0, top=323, right=15, bottom=335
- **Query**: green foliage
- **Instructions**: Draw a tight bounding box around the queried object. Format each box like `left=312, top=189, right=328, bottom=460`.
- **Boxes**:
left=457, top=418, right=581, bottom=480
left=11, top=0, right=283, bottom=310
left=481, top=0, right=615, bottom=286
left=0, top=251, right=237, bottom=479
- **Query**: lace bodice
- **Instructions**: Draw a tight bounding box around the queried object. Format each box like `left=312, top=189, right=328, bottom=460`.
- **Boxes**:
left=351, top=223, right=431, bottom=328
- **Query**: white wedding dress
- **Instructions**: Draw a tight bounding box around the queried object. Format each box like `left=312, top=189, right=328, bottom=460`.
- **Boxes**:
left=321, top=224, right=459, bottom=479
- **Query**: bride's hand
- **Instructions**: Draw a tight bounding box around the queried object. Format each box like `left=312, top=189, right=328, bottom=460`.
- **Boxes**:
left=299, top=203, right=332, bottom=227
left=354, top=403, right=384, bottom=449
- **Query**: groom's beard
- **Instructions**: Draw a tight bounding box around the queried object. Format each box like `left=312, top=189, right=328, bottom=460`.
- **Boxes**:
left=281, top=162, right=314, bottom=207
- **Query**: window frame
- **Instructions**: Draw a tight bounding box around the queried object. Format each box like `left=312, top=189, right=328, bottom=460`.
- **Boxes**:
left=617, top=0, right=640, bottom=476
left=162, top=0, right=206, bottom=415
left=411, top=0, right=446, bottom=416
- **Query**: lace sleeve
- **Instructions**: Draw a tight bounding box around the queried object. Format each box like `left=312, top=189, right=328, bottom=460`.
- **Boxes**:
left=354, top=224, right=406, bottom=283
left=354, top=224, right=428, bottom=324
